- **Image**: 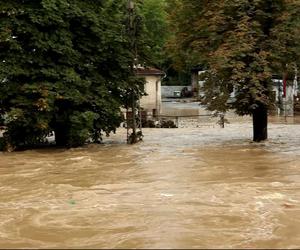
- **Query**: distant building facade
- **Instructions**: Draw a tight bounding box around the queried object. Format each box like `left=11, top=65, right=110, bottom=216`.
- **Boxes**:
left=136, top=67, right=165, bottom=115
left=272, top=77, right=298, bottom=116
left=192, top=68, right=299, bottom=116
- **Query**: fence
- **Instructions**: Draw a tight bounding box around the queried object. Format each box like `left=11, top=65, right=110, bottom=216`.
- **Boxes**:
left=124, top=112, right=227, bottom=129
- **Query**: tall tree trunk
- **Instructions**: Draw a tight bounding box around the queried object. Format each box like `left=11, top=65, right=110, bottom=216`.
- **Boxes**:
left=252, top=104, right=268, bottom=142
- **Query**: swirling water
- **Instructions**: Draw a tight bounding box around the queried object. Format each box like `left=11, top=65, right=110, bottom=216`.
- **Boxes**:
left=0, top=119, right=300, bottom=248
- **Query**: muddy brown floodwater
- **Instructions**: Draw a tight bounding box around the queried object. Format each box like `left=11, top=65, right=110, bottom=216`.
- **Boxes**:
left=0, top=112, right=300, bottom=248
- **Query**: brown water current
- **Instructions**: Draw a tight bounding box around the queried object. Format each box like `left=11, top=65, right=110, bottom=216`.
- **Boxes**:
left=1, top=101, right=300, bottom=249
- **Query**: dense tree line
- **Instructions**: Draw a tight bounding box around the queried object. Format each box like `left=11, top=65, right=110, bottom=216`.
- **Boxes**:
left=2, top=0, right=299, bottom=150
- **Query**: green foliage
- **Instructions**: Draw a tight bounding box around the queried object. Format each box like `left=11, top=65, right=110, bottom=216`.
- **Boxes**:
left=167, top=0, right=300, bottom=113
left=4, top=107, right=51, bottom=147
left=162, top=65, right=191, bottom=86
left=139, top=0, right=169, bottom=67
left=0, top=0, right=142, bottom=150
left=137, top=0, right=192, bottom=86
left=68, top=111, right=98, bottom=147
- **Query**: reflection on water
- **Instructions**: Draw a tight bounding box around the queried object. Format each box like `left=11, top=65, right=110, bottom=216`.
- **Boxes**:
left=0, top=122, right=300, bottom=248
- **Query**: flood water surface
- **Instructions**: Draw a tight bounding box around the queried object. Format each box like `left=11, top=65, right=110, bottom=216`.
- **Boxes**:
left=0, top=123, right=300, bottom=249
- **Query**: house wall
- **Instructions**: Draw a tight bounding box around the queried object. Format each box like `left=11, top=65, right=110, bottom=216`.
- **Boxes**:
left=140, top=75, right=162, bottom=114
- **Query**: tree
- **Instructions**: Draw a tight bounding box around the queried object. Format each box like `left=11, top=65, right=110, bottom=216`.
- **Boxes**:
left=167, top=0, right=300, bottom=141
left=137, top=0, right=192, bottom=87
left=0, top=0, right=143, bottom=150
left=139, top=0, right=169, bottom=67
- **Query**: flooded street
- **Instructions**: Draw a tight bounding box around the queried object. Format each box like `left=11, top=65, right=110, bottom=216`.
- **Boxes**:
left=0, top=102, right=300, bottom=248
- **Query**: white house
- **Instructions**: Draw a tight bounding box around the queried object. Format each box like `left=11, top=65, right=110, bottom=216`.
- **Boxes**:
left=136, top=67, right=165, bottom=116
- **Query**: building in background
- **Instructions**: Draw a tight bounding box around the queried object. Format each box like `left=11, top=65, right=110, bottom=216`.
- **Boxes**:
left=272, top=76, right=298, bottom=116
left=192, top=68, right=299, bottom=116
left=136, top=67, right=165, bottom=116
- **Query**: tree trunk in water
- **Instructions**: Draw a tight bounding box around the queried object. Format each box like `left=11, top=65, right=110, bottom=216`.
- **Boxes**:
left=54, top=125, right=69, bottom=147
left=252, top=104, right=268, bottom=142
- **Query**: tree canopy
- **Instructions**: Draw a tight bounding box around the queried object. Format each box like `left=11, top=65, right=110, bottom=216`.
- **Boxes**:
left=167, top=0, right=300, bottom=141
left=0, top=0, right=144, bottom=150
left=138, top=0, right=191, bottom=86
left=139, top=0, right=169, bottom=67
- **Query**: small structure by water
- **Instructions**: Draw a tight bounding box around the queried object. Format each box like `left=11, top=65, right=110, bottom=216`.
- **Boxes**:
left=136, top=66, right=165, bottom=116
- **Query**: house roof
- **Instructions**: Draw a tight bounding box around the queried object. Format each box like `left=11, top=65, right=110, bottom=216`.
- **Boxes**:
left=136, top=67, right=165, bottom=76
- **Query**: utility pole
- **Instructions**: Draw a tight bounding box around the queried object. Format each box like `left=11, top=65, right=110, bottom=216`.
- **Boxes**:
left=127, top=0, right=142, bottom=144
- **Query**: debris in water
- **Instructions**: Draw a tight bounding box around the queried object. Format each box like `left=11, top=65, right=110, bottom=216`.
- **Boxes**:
left=282, top=203, right=296, bottom=209
left=69, top=200, right=76, bottom=205
left=160, top=193, right=174, bottom=197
